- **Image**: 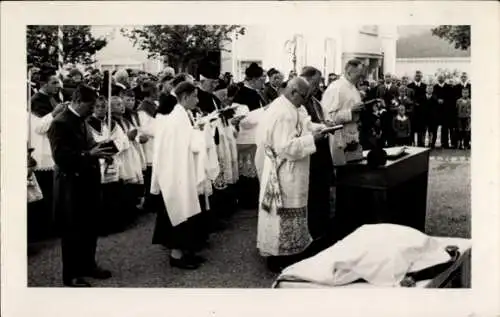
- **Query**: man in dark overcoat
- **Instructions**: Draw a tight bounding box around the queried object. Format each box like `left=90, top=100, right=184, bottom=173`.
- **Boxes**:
left=48, top=84, right=114, bottom=287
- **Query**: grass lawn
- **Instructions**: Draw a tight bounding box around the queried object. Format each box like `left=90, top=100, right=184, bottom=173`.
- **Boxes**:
left=28, top=152, right=470, bottom=287
left=426, top=159, right=471, bottom=238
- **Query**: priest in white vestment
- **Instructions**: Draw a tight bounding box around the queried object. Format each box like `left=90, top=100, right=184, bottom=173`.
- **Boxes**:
left=256, top=77, right=328, bottom=272
left=321, top=59, right=366, bottom=166
left=150, top=81, right=207, bottom=270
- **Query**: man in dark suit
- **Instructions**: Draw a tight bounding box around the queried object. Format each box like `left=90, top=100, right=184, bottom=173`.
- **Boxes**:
left=376, top=73, right=400, bottom=146
left=196, top=61, right=223, bottom=115
left=262, top=68, right=282, bottom=104
left=422, top=85, right=441, bottom=148
left=401, top=76, right=415, bottom=100
left=300, top=66, right=334, bottom=245
left=433, top=74, right=455, bottom=149
left=407, top=70, right=428, bottom=146
left=454, top=72, right=471, bottom=98
left=233, top=62, right=266, bottom=111
left=48, top=85, right=114, bottom=287
left=194, top=61, right=232, bottom=240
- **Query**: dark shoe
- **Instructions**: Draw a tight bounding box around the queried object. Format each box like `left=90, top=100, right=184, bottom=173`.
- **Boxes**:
left=211, top=221, right=226, bottom=232
left=187, top=254, right=207, bottom=264
left=85, top=267, right=112, bottom=280
left=63, top=277, right=91, bottom=287
left=169, top=256, right=200, bottom=270
left=266, top=257, right=286, bottom=273
left=193, top=240, right=210, bottom=252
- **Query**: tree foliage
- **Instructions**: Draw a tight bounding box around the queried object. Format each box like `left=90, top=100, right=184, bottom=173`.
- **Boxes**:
left=121, top=25, right=245, bottom=72
left=27, top=26, right=107, bottom=68
left=431, top=25, right=470, bottom=50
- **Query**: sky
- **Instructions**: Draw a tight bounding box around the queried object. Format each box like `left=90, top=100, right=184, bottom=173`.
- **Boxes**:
left=397, top=25, right=435, bottom=38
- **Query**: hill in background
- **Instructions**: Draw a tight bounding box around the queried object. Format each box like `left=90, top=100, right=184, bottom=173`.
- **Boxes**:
left=397, top=26, right=471, bottom=58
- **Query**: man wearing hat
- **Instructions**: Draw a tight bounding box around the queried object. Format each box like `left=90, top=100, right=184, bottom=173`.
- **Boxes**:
left=231, top=62, right=267, bottom=210
left=196, top=60, right=223, bottom=114
left=194, top=60, right=231, bottom=238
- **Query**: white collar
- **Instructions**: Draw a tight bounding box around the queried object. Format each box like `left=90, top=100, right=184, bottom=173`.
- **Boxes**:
left=244, top=82, right=256, bottom=90
left=438, top=82, right=445, bottom=87
left=115, top=82, right=127, bottom=90
left=414, top=81, right=421, bottom=86
left=68, top=105, right=81, bottom=117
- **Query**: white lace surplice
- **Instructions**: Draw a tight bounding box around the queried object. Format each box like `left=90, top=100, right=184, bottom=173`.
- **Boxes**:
left=29, top=113, right=55, bottom=171
left=119, top=120, right=144, bottom=184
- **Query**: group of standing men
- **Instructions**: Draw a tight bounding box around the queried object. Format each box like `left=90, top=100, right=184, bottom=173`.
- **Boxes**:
left=360, top=70, right=471, bottom=150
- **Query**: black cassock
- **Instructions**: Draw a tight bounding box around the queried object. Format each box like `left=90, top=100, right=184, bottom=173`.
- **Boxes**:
left=48, top=108, right=101, bottom=282
left=195, top=88, right=237, bottom=231
left=263, top=83, right=279, bottom=105
left=233, top=85, right=265, bottom=111
left=432, top=83, right=455, bottom=147
left=303, top=98, right=334, bottom=241
left=232, top=84, right=265, bottom=209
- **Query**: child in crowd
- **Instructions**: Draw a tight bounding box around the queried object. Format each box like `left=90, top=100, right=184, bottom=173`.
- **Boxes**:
left=359, top=100, right=384, bottom=151
left=397, top=85, right=415, bottom=145
left=392, top=105, right=411, bottom=146
left=456, top=88, right=471, bottom=149
left=110, top=96, right=143, bottom=225
left=121, top=89, right=148, bottom=210
left=87, top=96, right=122, bottom=235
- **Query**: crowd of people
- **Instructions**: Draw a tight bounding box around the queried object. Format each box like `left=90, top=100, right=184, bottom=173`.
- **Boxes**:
left=27, top=59, right=471, bottom=287
left=357, top=71, right=471, bottom=150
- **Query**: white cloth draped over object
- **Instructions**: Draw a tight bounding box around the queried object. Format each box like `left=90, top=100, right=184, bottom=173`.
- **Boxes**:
left=275, top=224, right=455, bottom=287
left=29, top=113, right=55, bottom=171
left=321, top=76, right=362, bottom=165
left=151, top=105, right=203, bottom=226
left=256, top=96, right=317, bottom=257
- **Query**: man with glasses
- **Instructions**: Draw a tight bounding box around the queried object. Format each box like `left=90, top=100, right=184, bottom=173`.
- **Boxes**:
left=255, top=77, right=328, bottom=272
left=321, top=59, right=365, bottom=166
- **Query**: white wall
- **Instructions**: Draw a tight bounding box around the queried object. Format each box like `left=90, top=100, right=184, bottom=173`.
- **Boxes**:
left=224, top=25, right=397, bottom=81
left=395, top=57, right=471, bottom=78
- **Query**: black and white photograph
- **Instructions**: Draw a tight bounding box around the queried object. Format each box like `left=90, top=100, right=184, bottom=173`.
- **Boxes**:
left=25, top=23, right=473, bottom=289
left=2, top=2, right=499, bottom=317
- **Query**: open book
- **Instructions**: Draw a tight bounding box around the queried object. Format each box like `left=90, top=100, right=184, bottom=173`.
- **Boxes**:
left=320, top=124, right=343, bottom=134
left=385, top=146, right=408, bottom=159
